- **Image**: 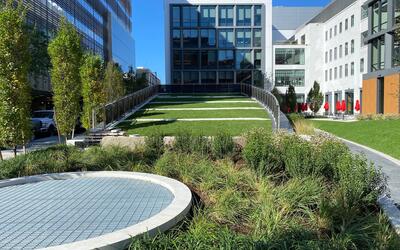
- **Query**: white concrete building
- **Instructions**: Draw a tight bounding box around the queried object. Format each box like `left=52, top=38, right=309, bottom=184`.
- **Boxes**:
left=136, top=67, right=161, bottom=86
left=164, top=0, right=272, bottom=86
left=274, top=0, right=369, bottom=114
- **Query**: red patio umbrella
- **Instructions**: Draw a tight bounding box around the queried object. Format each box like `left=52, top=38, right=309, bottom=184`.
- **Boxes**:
left=324, top=102, right=329, bottom=111
left=336, top=101, right=341, bottom=113
left=355, top=100, right=360, bottom=112
left=341, top=100, right=346, bottom=112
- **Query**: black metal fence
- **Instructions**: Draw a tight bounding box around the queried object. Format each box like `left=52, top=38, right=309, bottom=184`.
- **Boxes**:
left=93, top=84, right=281, bottom=130
left=92, top=85, right=159, bottom=129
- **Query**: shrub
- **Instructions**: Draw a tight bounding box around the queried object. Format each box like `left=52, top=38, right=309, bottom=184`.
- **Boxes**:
left=242, top=128, right=283, bottom=176
left=173, top=131, right=210, bottom=156
left=357, top=114, right=400, bottom=121
left=293, top=119, right=315, bottom=135
left=144, top=130, right=165, bottom=161
left=211, top=131, right=234, bottom=159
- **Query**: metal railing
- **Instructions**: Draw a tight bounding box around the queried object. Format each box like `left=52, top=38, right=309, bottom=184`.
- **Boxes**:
left=240, top=84, right=281, bottom=130
left=92, top=85, right=159, bottom=129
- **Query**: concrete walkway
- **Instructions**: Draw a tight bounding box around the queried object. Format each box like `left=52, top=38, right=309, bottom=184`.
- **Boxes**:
left=142, top=107, right=264, bottom=111
left=1, top=136, right=60, bottom=160
left=151, top=101, right=256, bottom=104
left=134, top=118, right=270, bottom=122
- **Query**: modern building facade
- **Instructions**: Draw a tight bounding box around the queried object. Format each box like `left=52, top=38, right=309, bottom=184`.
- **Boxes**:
left=164, top=0, right=272, bottom=86
left=136, top=67, right=161, bottom=86
left=273, top=0, right=370, bottom=115
left=362, top=0, right=400, bottom=114
left=22, top=0, right=135, bottom=108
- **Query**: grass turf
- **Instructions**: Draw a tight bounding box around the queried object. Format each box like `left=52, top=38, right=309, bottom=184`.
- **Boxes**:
left=312, top=119, right=400, bottom=160
left=119, top=120, right=272, bottom=136
left=118, top=94, right=271, bottom=136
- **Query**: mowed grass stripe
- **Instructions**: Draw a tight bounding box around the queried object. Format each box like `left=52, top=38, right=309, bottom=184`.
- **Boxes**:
left=145, top=102, right=262, bottom=109
left=158, top=93, right=246, bottom=97
left=142, top=107, right=264, bottom=111
left=119, top=120, right=272, bottom=136
left=128, top=109, right=269, bottom=119
left=152, top=97, right=251, bottom=102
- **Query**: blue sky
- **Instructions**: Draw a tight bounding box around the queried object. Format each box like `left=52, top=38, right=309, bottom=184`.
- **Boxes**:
left=132, top=0, right=332, bottom=83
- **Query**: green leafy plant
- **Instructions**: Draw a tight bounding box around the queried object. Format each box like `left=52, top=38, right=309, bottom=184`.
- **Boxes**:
left=0, top=0, right=32, bottom=158
left=104, top=61, right=125, bottom=103
left=211, top=131, right=234, bottom=159
left=80, top=53, right=106, bottom=129
left=48, top=18, right=83, bottom=141
left=307, top=81, right=323, bottom=114
left=144, top=131, right=165, bottom=161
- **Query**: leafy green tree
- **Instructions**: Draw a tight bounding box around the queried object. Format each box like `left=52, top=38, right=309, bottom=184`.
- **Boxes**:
left=0, top=0, right=32, bottom=158
left=80, top=53, right=106, bottom=129
left=27, top=26, right=50, bottom=78
left=48, top=19, right=83, bottom=141
left=104, top=61, right=125, bottom=102
left=307, top=81, right=324, bottom=114
left=286, top=85, right=297, bottom=113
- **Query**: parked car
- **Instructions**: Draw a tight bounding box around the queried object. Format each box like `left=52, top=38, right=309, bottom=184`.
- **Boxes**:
left=31, top=110, right=56, bottom=136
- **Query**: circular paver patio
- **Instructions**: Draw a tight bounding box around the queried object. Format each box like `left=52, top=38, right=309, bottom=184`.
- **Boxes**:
left=0, top=172, right=192, bottom=250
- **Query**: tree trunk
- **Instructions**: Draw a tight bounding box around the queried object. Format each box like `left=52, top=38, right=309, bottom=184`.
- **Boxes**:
left=23, top=144, right=27, bottom=154
left=13, top=146, right=17, bottom=157
left=71, top=128, right=75, bottom=139
left=0, top=150, right=3, bottom=161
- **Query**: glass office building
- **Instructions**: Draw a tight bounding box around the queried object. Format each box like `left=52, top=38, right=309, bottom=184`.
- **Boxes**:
left=165, top=0, right=272, bottom=86
left=23, top=0, right=135, bottom=92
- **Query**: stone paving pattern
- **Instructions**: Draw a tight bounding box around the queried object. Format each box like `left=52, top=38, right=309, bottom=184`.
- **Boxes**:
left=0, top=177, right=174, bottom=249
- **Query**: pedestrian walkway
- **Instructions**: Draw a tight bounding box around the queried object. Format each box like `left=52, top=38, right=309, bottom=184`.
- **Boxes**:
left=134, top=118, right=270, bottom=122
left=142, top=107, right=264, bottom=111
left=1, top=136, right=60, bottom=160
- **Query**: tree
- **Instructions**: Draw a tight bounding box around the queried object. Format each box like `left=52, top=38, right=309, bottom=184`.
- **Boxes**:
left=0, top=0, right=32, bottom=159
left=307, top=81, right=324, bottom=114
left=80, top=53, right=106, bottom=129
left=27, top=26, right=50, bottom=78
left=286, top=85, right=297, bottom=113
left=48, top=19, right=83, bottom=141
left=104, top=61, right=125, bottom=102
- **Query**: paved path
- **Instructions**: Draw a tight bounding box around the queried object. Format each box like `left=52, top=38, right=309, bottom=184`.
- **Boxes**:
left=1, top=136, right=60, bottom=160
left=341, top=138, right=400, bottom=203
left=151, top=101, right=256, bottom=104
left=142, top=107, right=264, bottom=111
left=134, top=118, right=270, bottom=122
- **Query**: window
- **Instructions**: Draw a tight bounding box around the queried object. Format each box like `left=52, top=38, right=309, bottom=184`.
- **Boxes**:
left=395, top=0, right=400, bottom=24
left=173, top=50, right=182, bottom=69
left=345, top=18, right=348, bottom=30
left=339, top=22, right=343, bottom=33
left=325, top=70, right=328, bottom=81
left=218, top=29, right=234, bottom=48
left=237, top=6, right=252, bottom=26
left=173, top=71, right=181, bottom=84
left=275, top=70, right=305, bottom=87
left=361, top=5, right=368, bottom=20
left=334, top=67, right=338, bottom=79
left=253, top=70, right=263, bottom=87
left=330, top=28, right=332, bottom=38
left=301, top=35, right=306, bottom=45
left=182, top=6, right=198, bottom=27
left=201, top=71, right=216, bottom=84
left=254, top=5, right=262, bottom=26
left=334, top=47, right=337, bottom=60
left=330, top=49, right=332, bottom=61
left=345, top=42, right=349, bottom=55
left=219, top=71, right=234, bottom=84
left=254, top=49, right=262, bottom=69
left=172, top=6, right=181, bottom=27
left=201, top=51, right=217, bottom=69
left=329, top=68, right=332, bottom=80
left=219, top=6, right=234, bottom=26
left=200, top=29, right=216, bottom=48
left=360, top=58, right=365, bottom=72
left=339, top=65, right=343, bottom=78
left=345, top=64, right=349, bottom=77
left=325, top=31, right=328, bottom=41
left=237, top=71, right=252, bottom=84
left=325, top=51, right=328, bottom=63
left=183, top=50, right=199, bottom=69
left=236, top=50, right=252, bottom=69
left=371, top=36, right=385, bottom=71
left=334, top=25, right=337, bottom=36
left=275, top=48, right=305, bottom=65
left=394, top=29, right=400, bottom=67
left=351, top=62, right=355, bottom=75
left=236, top=29, right=252, bottom=47
left=172, top=29, right=181, bottom=48
left=200, top=6, right=216, bottom=27
left=351, top=15, right=355, bottom=27
left=253, top=28, right=262, bottom=47
left=351, top=39, right=355, bottom=53
left=183, top=71, right=199, bottom=84
left=339, top=45, right=343, bottom=58
left=182, top=29, right=198, bottom=48
left=372, top=0, right=388, bottom=34
left=218, top=50, right=235, bottom=69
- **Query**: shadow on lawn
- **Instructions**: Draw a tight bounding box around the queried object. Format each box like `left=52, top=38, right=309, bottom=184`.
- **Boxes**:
left=117, top=120, right=177, bottom=131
